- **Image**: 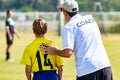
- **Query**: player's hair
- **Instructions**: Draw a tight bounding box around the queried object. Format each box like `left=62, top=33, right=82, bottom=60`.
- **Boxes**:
left=63, top=9, right=77, bottom=17
left=33, top=18, right=47, bottom=35
left=6, top=10, right=10, bottom=14
left=6, top=10, right=12, bottom=17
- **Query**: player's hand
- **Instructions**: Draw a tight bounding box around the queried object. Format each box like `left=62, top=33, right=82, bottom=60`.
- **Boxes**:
left=9, top=35, right=13, bottom=41
left=16, top=33, right=20, bottom=38
left=40, top=44, right=56, bottom=55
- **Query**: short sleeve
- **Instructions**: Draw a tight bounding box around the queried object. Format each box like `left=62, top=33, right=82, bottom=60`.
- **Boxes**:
left=5, top=19, right=9, bottom=28
left=62, top=27, right=74, bottom=50
left=52, top=42, right=64, bottom=67
left=20, top=47, right=31, bottom=66
left=55, top=55, right=64, bottom=67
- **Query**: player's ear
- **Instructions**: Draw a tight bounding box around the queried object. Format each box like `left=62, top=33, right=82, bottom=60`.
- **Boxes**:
left=33, top=29, right=36, bottom=34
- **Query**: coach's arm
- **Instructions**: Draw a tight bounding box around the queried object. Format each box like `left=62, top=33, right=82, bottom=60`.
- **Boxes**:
left=40, top=44, right=73, bottom=58
left=54, top=48, right=73, bottom=58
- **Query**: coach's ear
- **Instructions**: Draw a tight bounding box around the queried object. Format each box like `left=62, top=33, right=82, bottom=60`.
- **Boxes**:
left=63, top=10, right=70, bottom=21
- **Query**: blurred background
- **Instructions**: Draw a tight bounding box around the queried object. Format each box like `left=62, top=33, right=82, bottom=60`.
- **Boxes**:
left=0, top=0, right=120, bottom=34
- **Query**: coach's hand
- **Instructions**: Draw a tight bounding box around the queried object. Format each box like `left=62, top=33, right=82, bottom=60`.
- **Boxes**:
left=40, top=44, right=57, bottom=55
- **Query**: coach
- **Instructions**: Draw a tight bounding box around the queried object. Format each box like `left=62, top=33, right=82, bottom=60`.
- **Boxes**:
left=41, top=0, right=113, bottom=80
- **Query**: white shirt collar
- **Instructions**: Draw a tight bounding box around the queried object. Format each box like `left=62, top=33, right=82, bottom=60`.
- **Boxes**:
left=70, top=14, right=82, bottom=21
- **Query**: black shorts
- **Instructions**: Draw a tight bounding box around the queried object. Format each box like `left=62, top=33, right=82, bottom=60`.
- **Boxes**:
left=6, top=34, right=14, bottom=46
left=76, top=67, right=113, bottom=80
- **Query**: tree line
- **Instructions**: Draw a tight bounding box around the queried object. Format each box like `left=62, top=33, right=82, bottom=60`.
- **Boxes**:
left=0, top=0, right=119, bottom=12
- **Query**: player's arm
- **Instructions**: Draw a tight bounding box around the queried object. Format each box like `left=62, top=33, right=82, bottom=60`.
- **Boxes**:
left=6, top=27, right=12, bottom=40
left=25, top=65, right=31, bottom=80
left=58, top=65, right=63, bottom=80
left=14, top=28, right=20, bottom=38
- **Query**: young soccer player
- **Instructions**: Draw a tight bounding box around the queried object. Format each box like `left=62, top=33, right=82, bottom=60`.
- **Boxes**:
left=20, top=18, right=64, bottom=80
left=5, top=10, right=20, bottom=62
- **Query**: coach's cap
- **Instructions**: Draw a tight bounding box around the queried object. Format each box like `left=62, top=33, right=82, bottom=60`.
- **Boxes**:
left=59, top=0, right=79, bottom=12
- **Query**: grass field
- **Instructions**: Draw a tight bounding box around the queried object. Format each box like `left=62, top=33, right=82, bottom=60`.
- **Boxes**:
left=0, top=32, right=120, bottom=80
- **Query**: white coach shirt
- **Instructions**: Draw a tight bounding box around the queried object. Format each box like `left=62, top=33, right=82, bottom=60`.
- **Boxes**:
left=62, top=14, right=111, bottom=77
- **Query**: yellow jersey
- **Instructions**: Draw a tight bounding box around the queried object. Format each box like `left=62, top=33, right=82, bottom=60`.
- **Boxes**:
left=20, top=38, right=64, bottom=72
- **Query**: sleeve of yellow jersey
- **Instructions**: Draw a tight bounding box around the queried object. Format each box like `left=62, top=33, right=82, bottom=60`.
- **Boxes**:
left=20, top=47, right=31, bottom=66
left=53, top=43, right=64, bottom=67
left=55, top=55, right=64, bottom=67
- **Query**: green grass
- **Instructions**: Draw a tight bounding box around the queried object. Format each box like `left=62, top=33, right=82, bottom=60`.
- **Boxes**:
left=102, top=34, right=120, bottom=80
left=0, top=32, right=120, bottom=80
